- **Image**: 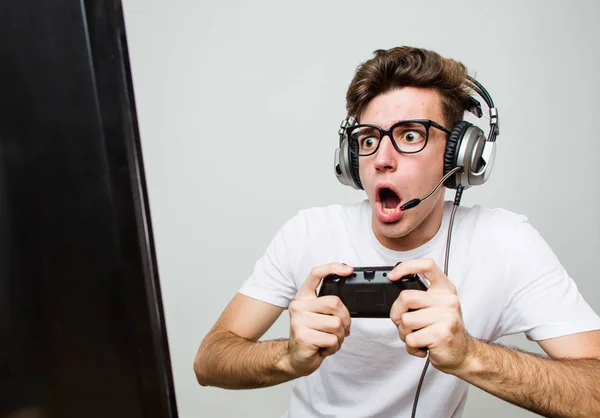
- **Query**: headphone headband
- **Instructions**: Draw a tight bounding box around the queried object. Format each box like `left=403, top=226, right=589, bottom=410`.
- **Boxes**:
left=465, top=76, right=500, bottom=141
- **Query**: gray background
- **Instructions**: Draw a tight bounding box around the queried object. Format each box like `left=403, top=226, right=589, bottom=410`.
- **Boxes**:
left=121, top=0, right=600, bottom=417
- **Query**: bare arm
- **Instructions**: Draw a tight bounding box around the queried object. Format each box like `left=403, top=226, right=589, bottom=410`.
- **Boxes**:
left=194, top=263, right=353, bottom=390
left=452, top=330, right=600, bottom=418
left=389, top=259, right=600, bottom=418
left=193, top=293, right=295, bottom=389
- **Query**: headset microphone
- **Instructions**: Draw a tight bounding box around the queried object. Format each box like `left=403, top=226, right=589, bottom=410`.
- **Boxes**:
left=399, top=166, right=463, bottom=212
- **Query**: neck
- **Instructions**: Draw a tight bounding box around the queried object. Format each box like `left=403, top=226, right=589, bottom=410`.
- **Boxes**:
left=371, top=192, right=446, bottom=252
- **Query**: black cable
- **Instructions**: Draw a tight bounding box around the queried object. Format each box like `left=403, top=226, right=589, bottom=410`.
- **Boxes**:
left=410, top=185, right=465, bottom=418
left=410, top=356, right=430, bottom=418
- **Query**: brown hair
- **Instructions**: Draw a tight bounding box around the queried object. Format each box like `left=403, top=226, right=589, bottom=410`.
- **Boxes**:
left=346, top=46, right=472, bottom=128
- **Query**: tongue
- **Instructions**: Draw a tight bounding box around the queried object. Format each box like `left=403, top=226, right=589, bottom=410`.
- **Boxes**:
left=381, top=189, right=400, bottom=209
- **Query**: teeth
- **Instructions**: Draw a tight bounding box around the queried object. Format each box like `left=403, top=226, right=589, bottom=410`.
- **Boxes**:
left=383, top=207, right=397, bottom=213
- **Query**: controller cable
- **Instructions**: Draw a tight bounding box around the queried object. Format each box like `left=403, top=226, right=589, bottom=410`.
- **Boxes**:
left=410, top=184, right=465, bottom=418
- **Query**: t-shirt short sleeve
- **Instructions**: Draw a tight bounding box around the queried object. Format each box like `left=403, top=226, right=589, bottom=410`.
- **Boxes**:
left=495, top=219, right=600, bottom=341
left=237, top=212, right=306, bottom=308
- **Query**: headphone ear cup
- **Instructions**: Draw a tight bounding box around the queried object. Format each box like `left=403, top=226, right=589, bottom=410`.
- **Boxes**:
left=470, top=133, right=486, bottom=173
left=443, top=121, right=472, bottom=189
left=334, top=137, right=362, bottom=190
left=349, top=139, right=363, bottom=190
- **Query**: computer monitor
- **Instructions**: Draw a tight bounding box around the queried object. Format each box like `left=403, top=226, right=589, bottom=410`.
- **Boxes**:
left=0, top=1, right=178, bottom=417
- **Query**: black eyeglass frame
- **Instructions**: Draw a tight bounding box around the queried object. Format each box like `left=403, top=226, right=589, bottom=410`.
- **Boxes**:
left=346, top=119, right=452, bottom=156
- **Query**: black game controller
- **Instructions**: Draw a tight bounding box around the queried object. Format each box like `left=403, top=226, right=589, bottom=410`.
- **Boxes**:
left=317, top=265, right=429, bottom=318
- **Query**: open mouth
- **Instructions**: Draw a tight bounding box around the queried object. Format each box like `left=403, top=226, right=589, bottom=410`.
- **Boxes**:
left=376, top=185, right=403, bottom=223
left=380, top=188, right=401, bottom=211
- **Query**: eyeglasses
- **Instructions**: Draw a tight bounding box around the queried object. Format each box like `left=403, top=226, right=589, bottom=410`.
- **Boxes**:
left=347, top=119, right=451, bottom=156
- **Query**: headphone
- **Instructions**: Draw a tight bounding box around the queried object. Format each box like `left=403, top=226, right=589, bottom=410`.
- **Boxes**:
left=334, top=76, right=500, bottom=191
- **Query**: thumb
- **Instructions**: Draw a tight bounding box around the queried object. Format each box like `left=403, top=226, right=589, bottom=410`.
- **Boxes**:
left=389, top=258, right=455, bottom=294
left=296, top=263, right=353, bottom=301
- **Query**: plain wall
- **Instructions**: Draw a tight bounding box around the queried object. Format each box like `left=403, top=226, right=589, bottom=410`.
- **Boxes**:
left=121, top=0, right=600, bottom=416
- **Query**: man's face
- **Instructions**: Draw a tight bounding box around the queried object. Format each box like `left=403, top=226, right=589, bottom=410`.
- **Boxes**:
left=358, top=87, right=449, bottom=250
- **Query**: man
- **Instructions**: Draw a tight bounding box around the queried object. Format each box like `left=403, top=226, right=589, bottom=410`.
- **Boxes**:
left=193, top=46, right=600, bottom=417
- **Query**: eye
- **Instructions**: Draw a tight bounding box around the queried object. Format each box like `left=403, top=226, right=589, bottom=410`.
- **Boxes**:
left=402, top=130, right=424, bottom=143
left=360, top=137, right=377, bottom=149
left=353, top=127, right=379, bottom=153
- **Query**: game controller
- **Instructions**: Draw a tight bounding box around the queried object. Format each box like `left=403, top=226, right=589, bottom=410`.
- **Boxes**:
left=317, top=265, right=429, bottom=318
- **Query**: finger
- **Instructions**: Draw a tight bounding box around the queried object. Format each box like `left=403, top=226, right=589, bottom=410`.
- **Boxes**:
left=404, top=323, right=444, bottom=355
left=407, top=346, right=428, bottom=358
left=396, top=321, right=429, bottom=358
left=290, top=311, right=346, bottom=343
left=295, top=296, right=351, bottom=336
left=388, top=259, right=456, bottom=294
left=296, top=263, right=353, bottom=301
left=297, top=311, right=347, bottom=346
left=396, top=307, right=439, bottom=340
left=295, top=327, right=341, bottom=357
left=390, top=290, right=432, bottom=325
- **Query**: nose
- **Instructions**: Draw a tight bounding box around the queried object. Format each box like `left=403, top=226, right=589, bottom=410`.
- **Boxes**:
left=373, top=135, right=398, bottom=172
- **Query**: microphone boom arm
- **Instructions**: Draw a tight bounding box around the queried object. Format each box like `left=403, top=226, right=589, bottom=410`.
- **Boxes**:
left=400, top=166, right=463, bottom=211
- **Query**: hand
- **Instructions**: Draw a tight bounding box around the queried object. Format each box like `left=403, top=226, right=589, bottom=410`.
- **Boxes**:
left=286, top=263, right=353, bottom=377
left=388, top=259, right=472, bottom=374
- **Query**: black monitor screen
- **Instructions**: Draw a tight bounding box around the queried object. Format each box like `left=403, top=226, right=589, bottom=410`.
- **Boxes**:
left=0, top=1, right=178, bottom=417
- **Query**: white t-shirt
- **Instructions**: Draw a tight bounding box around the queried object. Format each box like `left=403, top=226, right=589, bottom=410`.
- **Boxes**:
left=238, top=199, right=600, bottom=418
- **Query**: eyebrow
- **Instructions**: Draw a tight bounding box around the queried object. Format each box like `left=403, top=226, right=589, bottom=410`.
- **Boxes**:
left=357, top=127, right=379, bottom=135
left=396, top=122, right=426, bottom=129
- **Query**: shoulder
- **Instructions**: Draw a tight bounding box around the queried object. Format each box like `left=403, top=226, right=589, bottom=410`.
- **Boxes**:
left=447, top=202, right=539, bottom=257
left=274, top=199, right=369, bottom=244
left=295, top=199, right=370, bottom=225
left=451, top=202, right=529, bottom=235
